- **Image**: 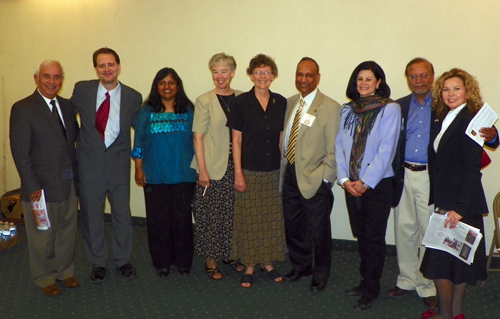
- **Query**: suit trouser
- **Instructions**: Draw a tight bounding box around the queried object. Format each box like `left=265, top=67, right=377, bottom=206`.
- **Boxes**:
left=144, top=183, right=195, bottom=270
left=23, top=184, right=78, bottom=288
left=345, top=177, right=392, bottom=300
left=282, top=163, right=333, bottom=280
left=79, top=171, right=133, bottom=268
left=394, top=166, right=435, bottom=297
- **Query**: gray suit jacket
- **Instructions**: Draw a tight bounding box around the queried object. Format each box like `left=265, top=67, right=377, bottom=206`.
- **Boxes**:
left=280, top=89, right=341, bottom=199
left=71, top=80, right=142, bottom=184
left=10, top=90, right=79, bottom=202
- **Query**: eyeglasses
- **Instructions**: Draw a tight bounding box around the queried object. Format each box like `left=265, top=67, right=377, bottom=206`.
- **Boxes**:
left=254, top=70, right=273, bottom=76
left=408, top=73, right=430, bottom=80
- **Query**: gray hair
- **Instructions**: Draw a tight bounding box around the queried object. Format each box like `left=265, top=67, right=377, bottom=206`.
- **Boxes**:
left=208, top=53, right=237, bottom=72
left=34, top=60, right=64, bottom=77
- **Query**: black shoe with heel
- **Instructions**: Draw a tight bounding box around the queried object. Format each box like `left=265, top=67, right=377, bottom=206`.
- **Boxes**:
left=261, top=265, right=282, bottom=282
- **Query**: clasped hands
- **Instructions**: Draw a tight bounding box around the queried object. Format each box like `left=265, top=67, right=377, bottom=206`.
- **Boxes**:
left=344, top=180, right=367, bottom=197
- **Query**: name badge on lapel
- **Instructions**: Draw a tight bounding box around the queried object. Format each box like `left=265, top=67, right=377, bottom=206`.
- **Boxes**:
left=300, top=113, right=316, bottom=127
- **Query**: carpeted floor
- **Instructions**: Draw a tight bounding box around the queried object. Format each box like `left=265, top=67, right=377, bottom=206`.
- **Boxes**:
left=1, top=219, right=499, bottom=319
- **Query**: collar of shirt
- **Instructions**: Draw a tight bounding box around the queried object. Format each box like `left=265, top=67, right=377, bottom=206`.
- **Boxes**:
left=301, top=88, right=318, bottom=109
left=37, top=89, right=58, bottom=110
left=97, top=82, right=121, bottom=110
left=443, top=103, right=467, bottom=125
left=410, top=91, right=432, bottom=107
left=289, top=88, right=318, bottom=124
left=433, top=103, right=467, bottom=152
left=283, top=88, right=318, bottom=152
left=37, top=90, right=65, bottom=127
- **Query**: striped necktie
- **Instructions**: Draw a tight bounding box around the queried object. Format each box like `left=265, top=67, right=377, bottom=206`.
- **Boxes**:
left=285, top=98, right=305, bottom=164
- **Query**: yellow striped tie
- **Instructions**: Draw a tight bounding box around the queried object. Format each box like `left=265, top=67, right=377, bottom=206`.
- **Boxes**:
left=285, top=99, right=305, bottom=164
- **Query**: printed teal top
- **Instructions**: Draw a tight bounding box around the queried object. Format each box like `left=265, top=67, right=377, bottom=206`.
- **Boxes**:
left=131, top=104, right=195, bottom=184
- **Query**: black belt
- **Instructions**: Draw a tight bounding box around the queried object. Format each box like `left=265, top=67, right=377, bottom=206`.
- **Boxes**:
left=403, top=162, right=427, bottom=171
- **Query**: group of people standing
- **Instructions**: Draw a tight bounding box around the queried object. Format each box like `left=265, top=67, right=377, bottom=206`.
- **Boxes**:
left=9, top=47, right=496, bottom=319
left=137, top=53, right=340, bottom=294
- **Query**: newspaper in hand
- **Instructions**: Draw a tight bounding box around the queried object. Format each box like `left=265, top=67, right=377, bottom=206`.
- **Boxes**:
left=422, top=212, right=482, bottom=265
left=31, top=190, right=51, bottom=230
left=466, top=103, right=499, bottom=146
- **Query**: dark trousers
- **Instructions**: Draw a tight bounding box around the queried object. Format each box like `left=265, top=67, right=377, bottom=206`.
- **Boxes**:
left=144, top=182, right=195, bottom=270
left=282, top=163, right=333, bottom=280
left=345, top=177, right=393, bottom=300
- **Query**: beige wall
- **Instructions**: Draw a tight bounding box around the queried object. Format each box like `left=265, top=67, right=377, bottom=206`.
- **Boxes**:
left=1, top=0, right=500, bottom=246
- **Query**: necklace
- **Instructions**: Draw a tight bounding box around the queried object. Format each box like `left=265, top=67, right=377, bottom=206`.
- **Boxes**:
left=218, top=95, right=233, bottom=113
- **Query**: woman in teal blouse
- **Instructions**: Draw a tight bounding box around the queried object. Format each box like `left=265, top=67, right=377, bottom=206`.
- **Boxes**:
left=132, top=67, right=196, bottom=278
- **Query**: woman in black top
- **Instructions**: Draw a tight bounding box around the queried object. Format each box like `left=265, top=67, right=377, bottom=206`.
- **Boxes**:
left=227, top=54, right=287, bottom=288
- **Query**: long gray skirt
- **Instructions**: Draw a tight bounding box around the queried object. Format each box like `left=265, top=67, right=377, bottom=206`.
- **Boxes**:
left=230, top=169, right=286, bottom=266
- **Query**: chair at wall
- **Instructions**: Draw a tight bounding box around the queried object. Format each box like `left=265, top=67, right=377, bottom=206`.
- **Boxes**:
left=486, top=191, right=500, bottom=272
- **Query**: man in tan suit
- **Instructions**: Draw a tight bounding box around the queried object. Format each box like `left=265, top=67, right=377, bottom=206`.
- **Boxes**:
left=281, top=57, right=340, bottom=292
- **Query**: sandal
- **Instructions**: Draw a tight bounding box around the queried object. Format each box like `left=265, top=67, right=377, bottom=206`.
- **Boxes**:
left=240, top=273, right=254, bottom=288
left=223, top=259, right=245, bottom=272
left=261, top=265, right=283, bottom=282
left=206, top=266, right=223, bottom=280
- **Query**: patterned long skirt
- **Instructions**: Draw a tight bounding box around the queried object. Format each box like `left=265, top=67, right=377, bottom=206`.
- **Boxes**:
left=230, top=169, right=286, bottom=267
left=193, top=159, right=235, bottom=260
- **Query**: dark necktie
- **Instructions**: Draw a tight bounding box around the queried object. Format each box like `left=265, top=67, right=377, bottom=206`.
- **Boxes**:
left=50, top=100, right=66, bottom=138
left=95, top=92, right=110, bottom=141
left=285, top=99, right=305, bottom=164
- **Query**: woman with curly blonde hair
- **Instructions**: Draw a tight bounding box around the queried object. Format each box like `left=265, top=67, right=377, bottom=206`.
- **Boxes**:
left=419, top=68, right=489, bottom=319
left=432, top=68, right=483, bottom=119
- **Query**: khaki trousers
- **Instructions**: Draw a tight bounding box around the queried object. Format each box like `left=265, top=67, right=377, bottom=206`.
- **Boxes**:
left=394, top=166, right=436, bottom=297
left=23, top=185, right=78, bottom=288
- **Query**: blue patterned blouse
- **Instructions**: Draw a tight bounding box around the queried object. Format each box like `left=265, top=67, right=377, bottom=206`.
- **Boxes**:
left=131, top=104, right=195, bottom=184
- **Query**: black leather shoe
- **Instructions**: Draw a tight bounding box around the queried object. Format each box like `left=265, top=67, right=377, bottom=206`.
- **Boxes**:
left=156, top=268, right=170, bottom=278
left=310, top=278, right=327, bottom=292
left=354, top=297, right=375, bottom=311
left=118, top=263, right=137, bottom=279
left=345, top=286, right=362, bottom=297
left=90, top=267, right=106, bottom=283
left=284, top=270, right=312, bottom=282
left=179, top=268, right=191, bottom=276
left=387, top=286, right=410, bottom=298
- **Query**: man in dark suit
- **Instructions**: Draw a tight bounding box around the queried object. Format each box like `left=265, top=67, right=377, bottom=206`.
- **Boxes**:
left=389, top=57, right=498, bottom=308
left=280, top=57, right=340, bottom=292
left=71, top=47, right=142, bottom=283
left=10, top=60, right=80, bottom=296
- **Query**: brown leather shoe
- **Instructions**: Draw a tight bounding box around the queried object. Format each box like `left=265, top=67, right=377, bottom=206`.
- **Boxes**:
left=62, top=277, right=81, bottom=288
left=422, top=296, right=439, bottom=309
left=42, top=284, right=61, bottom=296
left=387, top=286, right=410, bottom=297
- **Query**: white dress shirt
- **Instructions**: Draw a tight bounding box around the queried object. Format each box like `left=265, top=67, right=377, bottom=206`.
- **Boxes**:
left=433, top=103, right=467, bottom=152
left=38, top=89, right=65, bottom=128
left=97, top=82, right=121, bottom=148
